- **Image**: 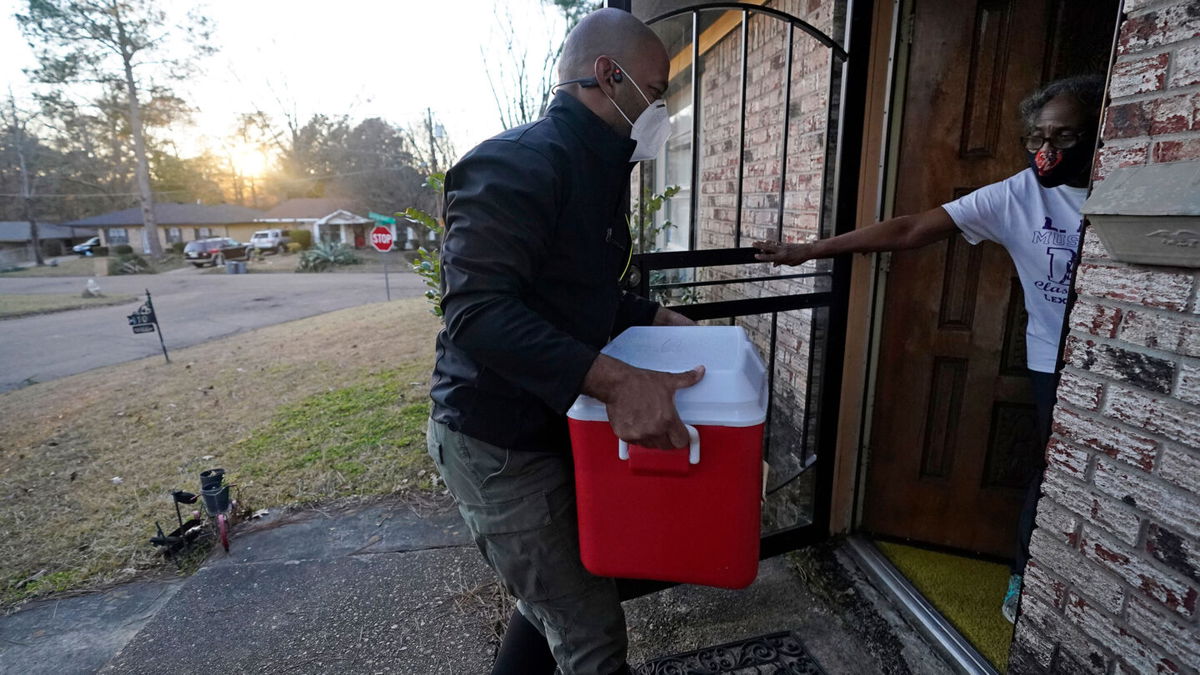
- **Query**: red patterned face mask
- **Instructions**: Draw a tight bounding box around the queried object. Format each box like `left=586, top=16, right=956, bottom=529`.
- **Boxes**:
left=1027, top=146, right=1090, bottom=188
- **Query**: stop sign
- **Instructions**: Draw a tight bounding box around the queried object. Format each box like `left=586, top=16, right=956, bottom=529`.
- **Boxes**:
left=370, top=225, right=394, bottom=252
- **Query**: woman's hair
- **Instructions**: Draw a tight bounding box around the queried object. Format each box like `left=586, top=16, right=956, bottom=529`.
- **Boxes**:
left=1018, top=74, right=1107, bottom=129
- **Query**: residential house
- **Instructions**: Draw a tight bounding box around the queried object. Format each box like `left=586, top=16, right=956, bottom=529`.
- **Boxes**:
left=0, top=221, right=97, bottom=266
left=615, top=1, right=1200, bottom=672
left=63, top=203, right=265, bottom=253
left=257, top=198, right=435, bottom=250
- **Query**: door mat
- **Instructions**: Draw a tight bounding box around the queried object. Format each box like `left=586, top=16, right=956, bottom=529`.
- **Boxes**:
left=634, top=631, right=826, bottom=674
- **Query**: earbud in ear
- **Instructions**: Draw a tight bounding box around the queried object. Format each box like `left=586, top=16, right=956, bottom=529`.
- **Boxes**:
left=612, top=69, right=624, bottom=83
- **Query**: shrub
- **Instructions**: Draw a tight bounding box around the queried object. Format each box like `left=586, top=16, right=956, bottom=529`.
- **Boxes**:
left=285, top=242, right=303, bottom=254
left=107, top=253, right=151, bottom=275
left=94, top=246, right=109, bottom=257
left=40, top=240, right=65, bottom=257
left=287, top=229, right=313, bottom=250
left=113, top=244, right=134, bottom=255
left=296, top=241, right=360, bottom=272
left=170, top=241, right=186, bottom=254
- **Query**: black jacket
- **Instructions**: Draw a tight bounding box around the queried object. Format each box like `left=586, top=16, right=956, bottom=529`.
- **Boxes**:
left=430, top=92, right=660, bottom=451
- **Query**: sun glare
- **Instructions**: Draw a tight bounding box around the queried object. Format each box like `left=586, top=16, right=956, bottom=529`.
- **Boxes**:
left=230, top=146, right=269, bottom=178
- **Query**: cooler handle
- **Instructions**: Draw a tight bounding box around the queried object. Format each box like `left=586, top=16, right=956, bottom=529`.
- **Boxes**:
left=618, top=425, right=700, bottom=465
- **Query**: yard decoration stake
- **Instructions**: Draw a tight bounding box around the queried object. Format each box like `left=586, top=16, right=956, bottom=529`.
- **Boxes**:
left=126, top=288, right=170, bottom=363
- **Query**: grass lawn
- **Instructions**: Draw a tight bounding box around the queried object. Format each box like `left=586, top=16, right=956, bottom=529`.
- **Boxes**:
left=0, top=297, right=443, bottom=609
left=0, top=254, right=192, bottom=278
left=202, top=251, right=420, bottom=275
left=0, top=293, right=138, bottom=319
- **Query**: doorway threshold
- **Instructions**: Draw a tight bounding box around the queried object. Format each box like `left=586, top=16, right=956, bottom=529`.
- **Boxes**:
left=845, top=536, right=1000, bottom=675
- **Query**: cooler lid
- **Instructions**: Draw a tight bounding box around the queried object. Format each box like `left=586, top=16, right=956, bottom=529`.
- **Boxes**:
left=567, top=326, right=768, bottom=427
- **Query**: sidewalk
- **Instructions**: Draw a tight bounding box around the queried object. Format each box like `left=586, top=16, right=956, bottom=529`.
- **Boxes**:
left=1, top=495, right=957, bottom=674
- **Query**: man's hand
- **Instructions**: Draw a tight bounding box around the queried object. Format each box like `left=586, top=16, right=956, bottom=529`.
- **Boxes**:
left=653, top=307, right=696, bottom=326
left=582, top=354, right=705, bottom=449
left=752, top=240, right=815, bottom=267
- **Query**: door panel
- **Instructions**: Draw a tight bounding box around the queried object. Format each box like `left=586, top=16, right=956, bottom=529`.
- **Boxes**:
left=862, top=0, right=1117, bottom=558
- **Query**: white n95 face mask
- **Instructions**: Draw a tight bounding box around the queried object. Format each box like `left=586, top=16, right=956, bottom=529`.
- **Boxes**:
left=604, top=59, right=671, bottom=162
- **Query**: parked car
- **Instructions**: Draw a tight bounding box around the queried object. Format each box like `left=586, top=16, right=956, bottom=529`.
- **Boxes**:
left=184, top=238, right=251, bottom=267
left=249, top=229, right=290, bottom=254
left=73, top=236, right=101, bottom=256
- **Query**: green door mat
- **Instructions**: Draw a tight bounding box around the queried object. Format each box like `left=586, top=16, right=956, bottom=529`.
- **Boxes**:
left=875, top=541, right=1014, bottom=671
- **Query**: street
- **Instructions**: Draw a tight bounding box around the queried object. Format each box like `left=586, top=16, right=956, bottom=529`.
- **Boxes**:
left=0, top=268, right=427, bottom=392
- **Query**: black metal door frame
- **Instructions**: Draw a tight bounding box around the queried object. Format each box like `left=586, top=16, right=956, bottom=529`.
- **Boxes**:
left=610, top=1, right=873, bottom=562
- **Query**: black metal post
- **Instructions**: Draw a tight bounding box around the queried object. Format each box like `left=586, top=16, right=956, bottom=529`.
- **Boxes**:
left=146, top=289, right=169, bottom=364
left=776, top=23, right=795, bottom=243
left=733, top=10, right=749, bottom=248
left=688, top=9, right=701, bottom=251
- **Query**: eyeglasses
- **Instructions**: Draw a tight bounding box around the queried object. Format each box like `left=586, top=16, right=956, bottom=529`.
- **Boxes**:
left=1020, top=130, right=1089, bottom=153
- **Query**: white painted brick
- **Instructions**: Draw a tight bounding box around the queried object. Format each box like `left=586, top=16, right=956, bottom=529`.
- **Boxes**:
left=1103, top=383, right=1200, bottom=448
left=1029, top=528, right=1127, bottom=613
left=1080, top=526, right=1198, bottom=618
left=1044, top=467, right=1144, bottom=546
left=1057, top=371, right=1106, bottom=411
left=1174, top=360, right=1200, bottom=405
left=1074, top=264, right=1193, bottom=312
left=1064, top=593, right=1182, bottom=674
left=1094, top=456, right=1199, bottom=539
left=1159, top=444, right=1200, bottom=494
left=1053, top=407, right=1158, bottom=472
left=1125, top=594, right=1200, bottom=670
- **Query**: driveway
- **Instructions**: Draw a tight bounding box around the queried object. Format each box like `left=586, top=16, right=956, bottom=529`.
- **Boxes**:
left=0, top=269, right=426, bottom=392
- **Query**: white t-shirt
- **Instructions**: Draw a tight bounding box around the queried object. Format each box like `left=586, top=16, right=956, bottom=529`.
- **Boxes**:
left=942, top=168, right=1087, bottom=373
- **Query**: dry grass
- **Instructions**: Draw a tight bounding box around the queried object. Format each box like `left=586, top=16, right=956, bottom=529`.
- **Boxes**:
left=0, top=257, right=102, bottom=277
left=0, top=297, right=443, bottom=609
left=0, top=293, right=138, bottom=319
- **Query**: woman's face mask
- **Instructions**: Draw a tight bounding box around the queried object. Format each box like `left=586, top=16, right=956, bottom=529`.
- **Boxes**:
left=1027, top=143, right=1092, bottom=188
left=602, top=58, right=670, bottom=162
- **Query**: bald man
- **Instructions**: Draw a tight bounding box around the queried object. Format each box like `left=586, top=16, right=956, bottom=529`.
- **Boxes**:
left=427, top=9, right=698, bottom=674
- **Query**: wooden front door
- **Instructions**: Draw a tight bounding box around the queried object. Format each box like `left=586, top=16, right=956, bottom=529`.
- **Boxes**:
left=861, top=0, right=1117, bottom=558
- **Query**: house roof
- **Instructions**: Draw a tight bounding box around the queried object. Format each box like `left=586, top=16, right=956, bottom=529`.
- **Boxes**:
left=258, top=198, right=362, bottom=220
left=63, top=203, right=264, bottom=227
left=0, top=221, right=96, bottom=242
left=314, top=209, right=374, bottom=226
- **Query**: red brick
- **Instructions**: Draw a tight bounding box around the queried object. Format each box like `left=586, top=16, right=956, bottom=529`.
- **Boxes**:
left=1064, top=593, right=1183, bottom=674
left=1104, top=101, right=1153, bottom=139
left=1057, top=370, right=1105, bottom=411
left=1093, top=142, right=1150, bottom=181
left=1029, top=529, right=1127, bottom=613
left=1150, top=92, right=1200, bottom=135
left=1119, top=309, right=1200, bottom=357
left=1074, top=263, right=1194, bottom=311
left=1053, top=407, right=1158, bottom=471
left=1169, top=44, right=1200, bottom=88
left=1174, top=361, right=1200, bottom=405
left=1104, top=383, right=1200, bottom=448
left=1095, top=456, right=1200, bottom=539
left=1119, top=6, right=1200, bottom=53
left=1080, top=526, right=1199, bottom=617
left=1154, top=138, right=1200, bottom=163
left=1024, top=559, right=1070, bottom=609
left=1146, top=523, right=1200, bottom=586
left=1125, top=594, right=1200, bottom=670
left=1109, top=53, right=1171, bottom=98
left=1046, top=437, right=1092, bottom=478
left=1158, top=444, right=1200, bottom=494
left=1034, top=499, right=1084, bottom=548
left=1043, top=467, right=1144, bottom=546
left=1068, top=299, right=1123, bottom=338
left=1016, top=596, right=1111, bottom=674
left=1064, top=335, right=1176, bottom=394
left=1080, top=226, right=1113, bottom=259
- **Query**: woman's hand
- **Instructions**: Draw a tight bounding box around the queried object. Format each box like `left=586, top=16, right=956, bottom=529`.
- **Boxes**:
left=752, top=240, right=815, bottom=267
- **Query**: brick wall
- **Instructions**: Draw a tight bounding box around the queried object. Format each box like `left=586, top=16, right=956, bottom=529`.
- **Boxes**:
left=694, top=0, right=839, bottom=530
left=1010, top=2, right=1200, bottom=672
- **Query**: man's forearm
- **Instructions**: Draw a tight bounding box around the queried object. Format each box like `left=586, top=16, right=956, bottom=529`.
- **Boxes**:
left=810, top=214, right=920, bottom=257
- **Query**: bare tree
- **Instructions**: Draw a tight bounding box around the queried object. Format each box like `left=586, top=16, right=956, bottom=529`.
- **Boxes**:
left=1, top=92, right=46, bottom=265
left=17, top=0, right=215, bottom=257
left=483, top=0, right=598, bottom=129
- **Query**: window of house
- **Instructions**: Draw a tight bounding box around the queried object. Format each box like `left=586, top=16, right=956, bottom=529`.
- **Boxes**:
left=166, top=228, right=182, bottom=243
left=653, top=97, right=693, bottom=252
left=107, top=228, right=129, bottom=244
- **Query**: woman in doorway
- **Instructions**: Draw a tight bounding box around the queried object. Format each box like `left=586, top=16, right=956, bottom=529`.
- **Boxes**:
left=753, top=75, right=1105, bottom=623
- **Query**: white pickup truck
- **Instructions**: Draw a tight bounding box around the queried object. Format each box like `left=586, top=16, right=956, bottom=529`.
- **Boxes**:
left=249, top=229, right=291, bottom=254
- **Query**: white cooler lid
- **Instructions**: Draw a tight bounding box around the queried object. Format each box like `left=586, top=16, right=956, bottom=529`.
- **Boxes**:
left=567, top=326, right=768, bottom=427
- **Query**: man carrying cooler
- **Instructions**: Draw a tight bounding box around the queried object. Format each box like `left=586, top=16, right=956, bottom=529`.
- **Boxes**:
left=427, top=9, right=700, bottom=675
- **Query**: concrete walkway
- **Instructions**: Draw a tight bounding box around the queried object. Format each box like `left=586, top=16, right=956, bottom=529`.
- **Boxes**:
left=0, top=496, right=957, bottom=674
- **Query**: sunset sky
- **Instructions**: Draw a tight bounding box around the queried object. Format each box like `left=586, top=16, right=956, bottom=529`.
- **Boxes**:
left=0, top=0, right=570, bottom=165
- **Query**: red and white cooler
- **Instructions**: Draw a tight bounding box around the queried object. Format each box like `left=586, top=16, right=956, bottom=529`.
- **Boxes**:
left=567, top=325, right=768, bottom=589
